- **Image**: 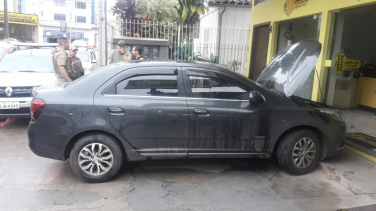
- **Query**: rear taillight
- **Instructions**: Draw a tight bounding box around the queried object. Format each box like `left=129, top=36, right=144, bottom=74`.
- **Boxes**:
left=30, top=98, right=46, bottom=120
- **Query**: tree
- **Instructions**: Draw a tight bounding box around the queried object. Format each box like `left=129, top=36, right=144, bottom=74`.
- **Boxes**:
left=175, top=0, right=208, bottom=24
left=135, top=0, right=177, bottom=22
left=109, top=0, right=136, bottom=21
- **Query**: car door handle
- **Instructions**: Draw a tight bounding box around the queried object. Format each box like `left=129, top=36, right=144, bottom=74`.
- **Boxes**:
left=194, top=108, right=209, bottom=116
left=108, top=107, right=124, bottom=114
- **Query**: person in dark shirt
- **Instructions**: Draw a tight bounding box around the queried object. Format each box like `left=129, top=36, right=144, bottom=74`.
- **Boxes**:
left=131, top=46, right=144, bottom=60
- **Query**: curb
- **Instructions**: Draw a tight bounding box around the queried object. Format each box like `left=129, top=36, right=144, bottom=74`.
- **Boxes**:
left=344, top=144, right=376, bottom=163
left=319, top=162, right=373, bottom=195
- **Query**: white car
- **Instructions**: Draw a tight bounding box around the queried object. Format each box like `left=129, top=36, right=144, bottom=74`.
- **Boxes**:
left=76, top=47, right=98, bottom=74
left=0, top=47, right=56, bottom=118
left=72, top=40, right=89, bottom=47
left=7, top=38, right=18, bottom=44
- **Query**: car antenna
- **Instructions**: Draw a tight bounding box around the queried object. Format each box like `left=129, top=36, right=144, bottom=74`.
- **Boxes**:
left=314, top=67, right=324, bottom=103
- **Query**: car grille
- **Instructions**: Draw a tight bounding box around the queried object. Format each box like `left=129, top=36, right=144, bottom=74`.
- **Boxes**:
left=0, top=86, right=33, bottom=98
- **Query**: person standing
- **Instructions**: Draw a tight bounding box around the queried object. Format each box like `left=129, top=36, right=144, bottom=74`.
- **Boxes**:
left=107, top=40, right=131, bottom=65
left=52, top=37, right=73, bottom=83
left=68, top=45, right=84, bottom=80
left=131, top=46, right=144, bottom=60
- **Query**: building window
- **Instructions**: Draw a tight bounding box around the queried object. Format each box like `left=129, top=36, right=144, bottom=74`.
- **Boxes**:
left=54, top=14, right=66, bottom=21
left=76, top=2, right=86, bottom=9
left=18, top=0, right=22, bottom=13
left=76, top=16, right=86, bottom=23
left=54, top=0, right=66, bottom=7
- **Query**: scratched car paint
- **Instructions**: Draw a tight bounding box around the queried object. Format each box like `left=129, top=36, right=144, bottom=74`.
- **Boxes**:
left=28, top=41, right=346, bottom=182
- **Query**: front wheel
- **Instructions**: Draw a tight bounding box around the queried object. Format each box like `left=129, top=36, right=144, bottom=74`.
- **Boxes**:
left=70, top=133, right=123, bottom=183
left=277, top=130, right=320, bottom=175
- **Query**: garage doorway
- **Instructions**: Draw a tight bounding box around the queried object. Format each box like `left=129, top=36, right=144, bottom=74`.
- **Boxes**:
left=325, top=5, right=376, bottom=113
left=275, top=15, right=321, bottom=100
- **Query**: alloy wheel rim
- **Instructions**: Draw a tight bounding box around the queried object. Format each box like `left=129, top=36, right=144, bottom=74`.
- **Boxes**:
left=78, top=143, right=114, bottom=176
left=292, top=137, right=316, bottom=169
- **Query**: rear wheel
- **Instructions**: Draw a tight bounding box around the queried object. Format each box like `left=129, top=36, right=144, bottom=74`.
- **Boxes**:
left=277, top=130, right=320, bottom=175
left=70, top=133, right=123, bottom=183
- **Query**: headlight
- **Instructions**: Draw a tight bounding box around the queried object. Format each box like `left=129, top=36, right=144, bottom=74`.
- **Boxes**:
left=318, top=109, right=345, bottom=122
left=32, top=86, right=40, bottom=97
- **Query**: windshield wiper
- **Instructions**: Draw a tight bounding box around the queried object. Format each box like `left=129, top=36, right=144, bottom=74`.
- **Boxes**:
left=18, top=70, right=38, bottom=73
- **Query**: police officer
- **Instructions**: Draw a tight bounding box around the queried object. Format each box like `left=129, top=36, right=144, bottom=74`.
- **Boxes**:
left=68, top=45, right=84, bottom=80
left=52, top=37, right=73, bottom=83
left=131, top=46, right=144, bottom=60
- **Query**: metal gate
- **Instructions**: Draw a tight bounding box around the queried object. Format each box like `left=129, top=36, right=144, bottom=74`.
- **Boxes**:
left=121, top=19, right=250, bottom=76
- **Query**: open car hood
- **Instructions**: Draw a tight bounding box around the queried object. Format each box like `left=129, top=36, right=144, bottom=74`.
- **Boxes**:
left=256, top=40, right=322, bottom=97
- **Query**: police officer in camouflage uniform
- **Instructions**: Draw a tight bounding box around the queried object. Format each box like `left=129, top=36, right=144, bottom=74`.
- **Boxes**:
left=52, top=37, right=73, bottom=83
left=68, top=45, right=84, bottom=80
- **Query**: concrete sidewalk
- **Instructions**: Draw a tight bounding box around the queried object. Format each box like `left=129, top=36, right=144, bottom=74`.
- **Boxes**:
left=320, top=149, right=376, bottom=196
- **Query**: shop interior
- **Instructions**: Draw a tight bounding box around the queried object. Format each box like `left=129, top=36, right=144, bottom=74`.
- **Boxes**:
left=325, top=5, right=376, bottom=113
left=0, top=23, right=36, bottom=42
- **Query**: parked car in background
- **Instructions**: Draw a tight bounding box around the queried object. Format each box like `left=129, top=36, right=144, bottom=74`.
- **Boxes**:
left=76, top=47, right=98, bottom=74
left=7, top=38, right=18, bottom=44
left=28, top=41, right=346, bottom=183
left=0, top=43, right=16, bottom=60
left=0, top=44, right=57, bottom=118
left=72, top=40, right=89, bottom=47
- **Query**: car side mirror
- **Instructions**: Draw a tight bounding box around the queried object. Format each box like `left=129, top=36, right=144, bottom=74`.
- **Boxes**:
left=91, top=59, right=97, bottom=64
left=249, top=91, right=264, bottom=104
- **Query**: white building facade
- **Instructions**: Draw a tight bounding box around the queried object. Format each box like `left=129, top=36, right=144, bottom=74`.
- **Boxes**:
left=25, top=0, right=97, bottom=45
left=195, top=0, right=252, bottom=76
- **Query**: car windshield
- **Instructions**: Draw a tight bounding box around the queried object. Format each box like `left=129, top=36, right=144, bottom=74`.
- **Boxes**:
left=77, top=51, right=89, bottom=62
left=0, top=54, right=54, bottom=73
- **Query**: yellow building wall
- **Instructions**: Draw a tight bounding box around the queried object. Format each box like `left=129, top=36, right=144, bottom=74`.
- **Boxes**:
left=247, top=0, right=376, bottom=101
left=358, top=77, right=376, bottom=108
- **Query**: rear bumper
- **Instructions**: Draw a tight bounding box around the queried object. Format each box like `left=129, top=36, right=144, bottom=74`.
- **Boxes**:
left=0, top=97, right=32, bottom=118
left=28, top=120, right=69, bottom=161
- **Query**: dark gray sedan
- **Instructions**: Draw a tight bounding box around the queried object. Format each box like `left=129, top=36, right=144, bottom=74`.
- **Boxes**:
left=28, top=41, right=346, bottom=182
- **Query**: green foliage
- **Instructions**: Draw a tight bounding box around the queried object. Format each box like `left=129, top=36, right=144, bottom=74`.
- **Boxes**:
left=176, top=0, right=208, bottom=24
left=225, top=60, right=242, bottom=72
left=111, top=0, right=208, bottom=24
left=210, top=53, right=219, bottom=64
left=135, top=0, right=177, bottom=22
left=109, top=0, right=136, bottom=20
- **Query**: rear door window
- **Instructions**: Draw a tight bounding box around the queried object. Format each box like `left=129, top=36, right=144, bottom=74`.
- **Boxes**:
left=189, top=75, right=249, bottom=100
left=115, top=75, right=179, bottom=97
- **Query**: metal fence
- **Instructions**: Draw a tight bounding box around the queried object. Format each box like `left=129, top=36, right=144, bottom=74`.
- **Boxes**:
left=121, top=19, right=250, bottom=76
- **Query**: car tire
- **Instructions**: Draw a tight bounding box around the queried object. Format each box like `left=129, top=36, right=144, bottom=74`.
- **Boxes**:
left=70, top=133, right=123, bottom=183
left=277, top=130, right=320, bottom=175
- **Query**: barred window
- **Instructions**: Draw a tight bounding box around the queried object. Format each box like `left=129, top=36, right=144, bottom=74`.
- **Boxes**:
left=76, top=2, right=86, bottom=9
left=76, top=16, right=86, bottom=23
left=54, top=14, right=66, bottom=21
left=54, top=0, right=66, bottom=7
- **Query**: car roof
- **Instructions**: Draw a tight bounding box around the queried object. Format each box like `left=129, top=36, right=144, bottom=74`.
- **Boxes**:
left=14, top=43, right=58, bottom=47
left=107, top=60, right=248, bottom=78
left=8, top=48, right=53, bottom=55
left=111, top=60, right=226, bottom=69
